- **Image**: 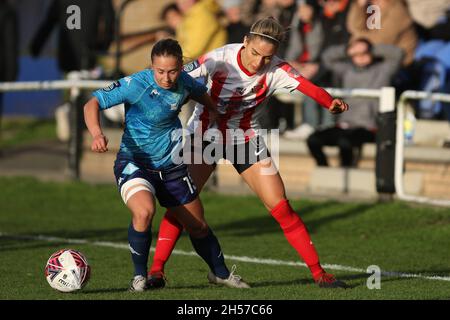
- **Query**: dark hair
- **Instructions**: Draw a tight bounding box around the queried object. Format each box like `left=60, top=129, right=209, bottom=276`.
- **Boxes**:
left=346, top=37, right=373, bottom=55
left=151, top=38, right=183, bottom=63
left=160, top=3, right=180, bottom=21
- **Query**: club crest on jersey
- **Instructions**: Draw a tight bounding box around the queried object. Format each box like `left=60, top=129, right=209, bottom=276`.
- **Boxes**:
left=251, top=84, right=264, bottom=93
left=183, top=60, right=200, bottom=72
left=170, top=103, right=177, bottom=110
left=103, top=81, right=121, bottom=92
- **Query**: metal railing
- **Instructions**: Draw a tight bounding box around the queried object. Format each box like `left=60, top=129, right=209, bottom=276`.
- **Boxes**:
left=2, top=80, right=450, bottom=207
left=395, top=90, right=450, bottom=207
left=0, top=74, right=112, bottom=179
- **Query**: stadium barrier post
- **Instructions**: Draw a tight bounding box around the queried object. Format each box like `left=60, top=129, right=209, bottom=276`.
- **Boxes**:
left=375, top=87, right=396, bottom=201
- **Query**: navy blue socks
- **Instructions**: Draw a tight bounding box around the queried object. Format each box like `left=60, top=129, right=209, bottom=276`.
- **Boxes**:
left=128, top=223, right=152, bottom=277
left=190, top=228, right=230, bottom=279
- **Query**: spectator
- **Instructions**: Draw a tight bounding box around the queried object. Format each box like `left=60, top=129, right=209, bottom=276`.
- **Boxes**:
left=284, top=0, right=351, bottom=139
left=285, top=1, right=323, bottom=70
left=29, top=0, right=115, bottom=141
left=221, top=0, right=249, bottom=44
left=320, top=0, right=351, bottom=48
left=160, top=3, right=184, bottom=37
left=307, top=39, right=404, bottom=167
left=346, top=0, right=417, bottom=67
left=175, top=0, right=227, bottom=60
left=405, top=0, right=450, bottom=41
left=405, top=0, right=450, bottom=131
left=30, top=0, right=115, bottom=72
left=265, top=0, right=298, bottom=133
left=240, top=0, right=279, bottom=27
left=0, top=0, right=19, bottom=153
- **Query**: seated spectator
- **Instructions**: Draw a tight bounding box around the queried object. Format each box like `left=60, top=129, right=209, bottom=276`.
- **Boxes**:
left=307, top=39, right=404, bottom=167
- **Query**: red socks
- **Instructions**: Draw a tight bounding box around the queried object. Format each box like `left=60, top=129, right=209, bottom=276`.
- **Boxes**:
left=149, top=211, right=183, bottom=275
left=270, top=199, right=325, bottom=280
left=151, top=200, right=325, bottom=281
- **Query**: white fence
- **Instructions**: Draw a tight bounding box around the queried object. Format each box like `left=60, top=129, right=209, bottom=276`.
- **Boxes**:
left=1, top=78, right=449, bottom=206
left=395, top=91, right=450, bottom=207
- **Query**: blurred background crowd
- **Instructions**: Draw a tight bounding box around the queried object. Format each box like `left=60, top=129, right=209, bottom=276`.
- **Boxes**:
left=1, top=0, right=450, bottom=164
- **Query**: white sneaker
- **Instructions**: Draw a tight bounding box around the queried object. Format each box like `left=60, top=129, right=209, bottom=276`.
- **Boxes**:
left=207, top=265, right=251, bottom=289
left=283, top=124, right=315, bottom=140
left=128, top=275, right=147, bottom=292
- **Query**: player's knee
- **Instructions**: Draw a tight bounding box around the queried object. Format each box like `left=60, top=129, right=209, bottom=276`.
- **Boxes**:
left=265, top=195, right=288, bottom=212
left=132, top=207, right=155, bottom=230
left=186, top=221, right=209, bottom=238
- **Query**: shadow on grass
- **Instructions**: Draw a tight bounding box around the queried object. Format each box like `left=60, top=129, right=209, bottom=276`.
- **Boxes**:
left=0, top=240, right=72, bottom=253
left=250, top=273, right=367, bottom=290
left=212, top=202, right=377, bottom=237
left=81, top=288, right=128, bottom=294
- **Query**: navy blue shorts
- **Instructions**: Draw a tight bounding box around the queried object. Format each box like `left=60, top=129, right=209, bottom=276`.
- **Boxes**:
left=113, top=157, right=198, bottom=208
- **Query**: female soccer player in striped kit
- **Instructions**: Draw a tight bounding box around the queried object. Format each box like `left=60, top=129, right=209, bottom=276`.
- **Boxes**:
left=148, top=17, right=349, bottom=289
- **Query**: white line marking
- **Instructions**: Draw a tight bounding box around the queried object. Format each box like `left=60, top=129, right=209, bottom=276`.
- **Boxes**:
left=2, top=232, right=450, bottom=282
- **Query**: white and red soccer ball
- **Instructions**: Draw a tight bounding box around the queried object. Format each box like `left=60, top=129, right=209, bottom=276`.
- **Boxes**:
left=44, top=249, right=91, bottom=292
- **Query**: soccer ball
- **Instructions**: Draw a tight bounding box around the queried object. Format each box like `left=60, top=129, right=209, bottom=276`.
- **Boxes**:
left=44, top=249, right=91, bottom=292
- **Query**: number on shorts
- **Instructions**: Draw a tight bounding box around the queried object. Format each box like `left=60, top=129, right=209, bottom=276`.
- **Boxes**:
left=183, top=176, right=195, bottom=194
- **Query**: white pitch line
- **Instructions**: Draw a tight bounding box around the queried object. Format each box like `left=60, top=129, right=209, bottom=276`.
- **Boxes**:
left=2, top=232, right=450, bottom=282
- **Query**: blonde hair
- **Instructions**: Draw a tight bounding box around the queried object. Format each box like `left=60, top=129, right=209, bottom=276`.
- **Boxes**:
left=248, top=17, right=286, bottom=45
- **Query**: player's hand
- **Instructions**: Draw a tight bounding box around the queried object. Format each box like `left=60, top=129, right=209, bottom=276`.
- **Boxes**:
left=329, top=98, right=349, bottom=114
left=91, top=134, right=109, bottom=153
left=209, top=109, right=219, bottom=125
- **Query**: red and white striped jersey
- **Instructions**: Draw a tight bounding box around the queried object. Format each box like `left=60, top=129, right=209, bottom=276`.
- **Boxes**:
left=184, top=43, right=333, bottom=144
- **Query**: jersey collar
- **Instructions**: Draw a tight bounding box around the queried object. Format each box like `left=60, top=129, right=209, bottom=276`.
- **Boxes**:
left=237, top=46, right=256, bottom=77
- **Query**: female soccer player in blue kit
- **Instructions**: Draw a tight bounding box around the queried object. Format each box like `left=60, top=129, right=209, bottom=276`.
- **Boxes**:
left=83, top=39, right=249, bottom=291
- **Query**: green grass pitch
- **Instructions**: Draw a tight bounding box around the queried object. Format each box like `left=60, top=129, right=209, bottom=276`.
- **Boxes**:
left=1, top=176, right=449, bottom=300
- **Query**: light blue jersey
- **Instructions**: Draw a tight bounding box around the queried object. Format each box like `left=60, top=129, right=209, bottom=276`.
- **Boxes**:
left=93, top=69, right=207, bottom=170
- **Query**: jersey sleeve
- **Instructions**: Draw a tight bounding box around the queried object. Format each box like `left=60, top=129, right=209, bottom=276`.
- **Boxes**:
left=183, top=51, right=217, bottom=81
left=273, top=62, right=333, bottom=109
left=181, top=71, right=208, bottom=97
left=92, top=77, right=135, bottom=110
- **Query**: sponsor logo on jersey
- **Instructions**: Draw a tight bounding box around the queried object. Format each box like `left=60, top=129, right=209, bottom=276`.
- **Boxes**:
left=235, top=87, right=246, bottom=95
left=150, top=89, right=160, bottom=97
left=124, top=77, right=132, bottom=86
left=102, top=81, right=121, bottom=92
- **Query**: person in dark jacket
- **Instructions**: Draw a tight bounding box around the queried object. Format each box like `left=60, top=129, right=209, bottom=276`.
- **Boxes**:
left=29, top=0, right=115, bottom=72
left=307, top=38, right=404, bottom=167
left=0, top=0, right=19, bottom=153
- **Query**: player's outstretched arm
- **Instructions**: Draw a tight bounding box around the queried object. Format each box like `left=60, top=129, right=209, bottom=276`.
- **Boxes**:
left=329, top=98, right=349, bottom=114
left=83, top=97, right=109, bottom=153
